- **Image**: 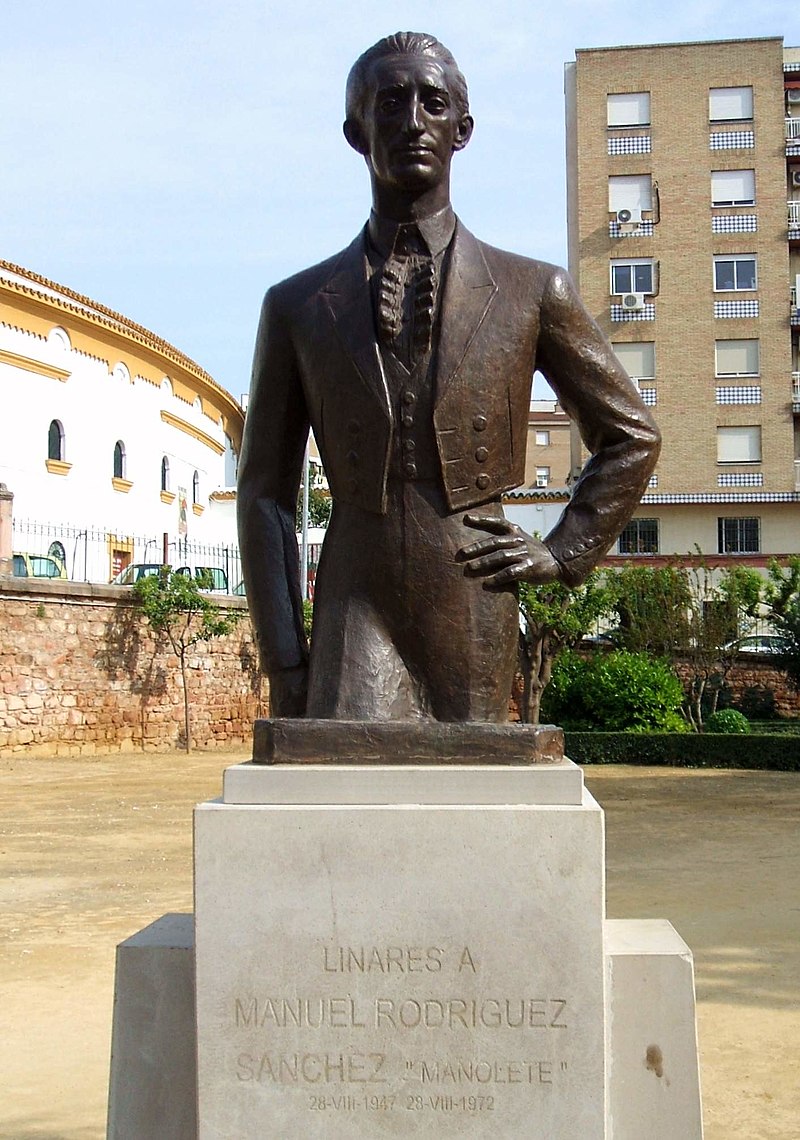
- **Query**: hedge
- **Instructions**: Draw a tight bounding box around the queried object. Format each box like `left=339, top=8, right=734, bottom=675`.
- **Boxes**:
left=564, top=732, right=800, bottom=771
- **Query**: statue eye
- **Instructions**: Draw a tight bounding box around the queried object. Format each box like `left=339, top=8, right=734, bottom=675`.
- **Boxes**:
left=378, top=96, right=400, bottom=114
left=425, top=96, right=448, bottom=114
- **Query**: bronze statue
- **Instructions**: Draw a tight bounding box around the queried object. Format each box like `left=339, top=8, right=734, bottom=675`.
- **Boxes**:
left=238, top=32, right=660, bottom=722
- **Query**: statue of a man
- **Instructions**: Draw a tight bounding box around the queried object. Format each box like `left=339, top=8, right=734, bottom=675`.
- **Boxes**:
left=238, top=32, right=660, bottom=722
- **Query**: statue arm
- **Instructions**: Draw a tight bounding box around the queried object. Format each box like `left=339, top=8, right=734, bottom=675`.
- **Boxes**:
left=536, top=268, right=661, bottom=586
left=237, top=288, right=310, bottom=715
left=457, top=266, right=660, bottom=590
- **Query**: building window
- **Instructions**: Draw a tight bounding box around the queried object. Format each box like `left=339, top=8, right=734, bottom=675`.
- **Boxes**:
left=718, top=516, right=759, bottom=554
left=715, top=339, right=759, bottom=376
left=607, top=91, right=650, bottom=127
left=713, top=255, right=756, bottom=292
left=48, top=419, right=64, bottom=461
left=161, top=456, right=170, bottom=492
left=535, top=430, right=550, bottom=446
left=113, top=441, right=126, bottom=479
left=192, top=469, right=200, bottom=504
left=610, top=259, right=654, bottom=295
left=535, top=466, right=550, bottom=488
left=709, top=86, right=753, bottom=122
left=612, top=341, right=655, bottom=381
left=717, top=425, right=761, bottom=464
left=618, top=518, right=659, bottom=554
left=608, top=175, right=652, bottom=214
left=711, top=169, right=755, bottom=207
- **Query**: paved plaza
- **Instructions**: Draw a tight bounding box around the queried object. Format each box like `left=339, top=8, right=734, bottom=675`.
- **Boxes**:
left=1, top=751, right=798, bottom=1139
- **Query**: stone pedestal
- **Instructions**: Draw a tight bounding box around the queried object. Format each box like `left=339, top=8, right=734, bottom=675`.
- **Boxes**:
left=195, top=760, right=605, bottom=1138
left=107, top=741, right=703, bottom=1139
left=107, top=913, right=197, bottom=1140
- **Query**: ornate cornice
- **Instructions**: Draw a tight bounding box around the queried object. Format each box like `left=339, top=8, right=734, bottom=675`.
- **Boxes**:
left=0, top=347, right=70, bottom=381
left=160, top=410, right=225, bottom=455
left=0, top=260, right=244, bottom=450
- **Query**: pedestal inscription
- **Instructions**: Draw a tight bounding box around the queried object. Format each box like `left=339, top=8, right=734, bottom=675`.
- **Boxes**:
left=194, top=777, right=606, bottom=1138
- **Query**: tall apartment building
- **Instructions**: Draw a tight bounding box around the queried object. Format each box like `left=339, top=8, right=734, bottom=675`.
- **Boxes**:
left=565, top=36, right=800, bottom=564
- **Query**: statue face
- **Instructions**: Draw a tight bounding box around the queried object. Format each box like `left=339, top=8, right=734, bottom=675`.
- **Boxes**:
left=355, top=54, right=472, bottom=194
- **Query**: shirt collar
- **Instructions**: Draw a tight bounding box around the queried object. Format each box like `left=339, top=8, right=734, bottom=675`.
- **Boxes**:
left=367, top=205, right=456, bottom=260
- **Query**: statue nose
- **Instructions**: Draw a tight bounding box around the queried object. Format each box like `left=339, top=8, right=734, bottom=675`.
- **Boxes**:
left=402, top=98, right=424, bottom=133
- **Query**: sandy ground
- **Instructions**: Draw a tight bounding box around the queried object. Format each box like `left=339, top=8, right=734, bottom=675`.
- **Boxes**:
left=0, top=751, right=798, bottom=1140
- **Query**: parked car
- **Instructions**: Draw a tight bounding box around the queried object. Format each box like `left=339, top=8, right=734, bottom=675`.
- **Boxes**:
left=723, top=634, right=791, bottom=656
left=175, top=566, right=229, bottom=593
left=110, top=563, right=165, bottom=585
left=13, top=552, right=67, bottom=579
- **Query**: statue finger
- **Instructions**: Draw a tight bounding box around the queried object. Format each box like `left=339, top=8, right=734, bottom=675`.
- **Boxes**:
left=462, top=514, right=514, bottom=535
left=458, top=535, right=522, bottom=560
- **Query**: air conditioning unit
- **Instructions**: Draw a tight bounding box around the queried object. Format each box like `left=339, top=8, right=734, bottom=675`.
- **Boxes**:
left=791, top=169, right=800, bottom=189
left=616, top=207, right=643, bottom=226
left=621, top=292, right=646, bottom=312
left=787, top=89, right=800, bottom=105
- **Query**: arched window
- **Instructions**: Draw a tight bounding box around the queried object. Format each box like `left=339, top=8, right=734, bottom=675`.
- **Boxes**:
left=48, top=420, right=64, bottom=462
left=192, top=470, right=200, bottom=504
left=48, top=541, right=66, bottom=564
left=161, top=456, right=170, bottom=492
left=113, top=441, right=126, bottom=479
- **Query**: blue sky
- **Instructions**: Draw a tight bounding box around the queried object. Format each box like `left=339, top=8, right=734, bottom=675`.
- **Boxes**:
left=2, top=1, right=793, bottom=402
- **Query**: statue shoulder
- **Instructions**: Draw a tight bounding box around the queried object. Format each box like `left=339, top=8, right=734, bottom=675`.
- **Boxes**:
left=469, top=234, right=575, bottom=302
left=262, top=234, right=363, bottom=312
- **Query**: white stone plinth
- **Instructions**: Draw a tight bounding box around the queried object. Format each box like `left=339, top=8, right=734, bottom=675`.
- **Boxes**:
left=606, top=919, right=703, bottom=1139
left=223, top=758, right=584, bottom=805
left=107, top=913, right=197, bottom=1140
left=194, top=766, right=606, bottom=1139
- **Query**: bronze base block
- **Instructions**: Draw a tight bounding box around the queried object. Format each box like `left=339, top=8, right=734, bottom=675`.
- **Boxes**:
left=252, top=718, right=563, bottom=765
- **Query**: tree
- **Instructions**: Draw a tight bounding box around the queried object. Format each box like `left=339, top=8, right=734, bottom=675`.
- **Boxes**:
left=609, top=559, right=763, bottom=730
left=517, top=572, right=614, bottom=724
left=133, top=569, right=240, bottom=751
left=763, top=556, right=800, bottom=688
left=295, top=486, right=332, bottom=529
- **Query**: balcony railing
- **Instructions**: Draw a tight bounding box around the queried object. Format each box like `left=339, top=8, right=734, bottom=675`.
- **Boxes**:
left=787, top=117, right=800, bottom=141
left=793, top=372, right=800, bottom=410
left=790, top=201, right=800, bottom=230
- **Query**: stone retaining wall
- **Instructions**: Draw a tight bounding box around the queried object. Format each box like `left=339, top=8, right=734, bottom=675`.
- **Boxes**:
left=0, top=578, right=263, bottom=756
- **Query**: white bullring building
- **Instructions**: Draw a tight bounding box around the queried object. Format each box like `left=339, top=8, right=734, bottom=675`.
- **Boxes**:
left=0, top=260, right=244, bottom=583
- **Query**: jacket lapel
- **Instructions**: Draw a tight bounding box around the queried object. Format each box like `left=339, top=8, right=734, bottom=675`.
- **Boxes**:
left=318, top=231, right=391, bottom=422
left=437, top=222, right=497, bottom=403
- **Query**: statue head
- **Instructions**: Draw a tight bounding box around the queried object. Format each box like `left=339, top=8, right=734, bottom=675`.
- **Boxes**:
left=343, top=33, right=473, bottom=214
left=345, top=33, right=470, bottom=126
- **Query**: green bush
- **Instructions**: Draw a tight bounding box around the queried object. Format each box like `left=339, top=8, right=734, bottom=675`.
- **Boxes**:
left=703, top=708, right=749, bottom=734
left=564, top=732, right=800, bottom=770
left=542, top=649, right=686, bottom=733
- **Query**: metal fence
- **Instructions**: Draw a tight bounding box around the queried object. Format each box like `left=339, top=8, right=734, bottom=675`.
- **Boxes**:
left=11, top=518, right=243, bottom=592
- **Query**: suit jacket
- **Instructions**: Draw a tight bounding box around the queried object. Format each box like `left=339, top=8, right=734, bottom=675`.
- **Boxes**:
left=238, top=219, right=660, bottom=675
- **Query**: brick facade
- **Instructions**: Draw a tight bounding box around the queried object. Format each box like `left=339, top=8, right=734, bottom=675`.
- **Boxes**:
left=566, top=37, right=800, bottom=558
left=0, top=578, right=263, bottom=756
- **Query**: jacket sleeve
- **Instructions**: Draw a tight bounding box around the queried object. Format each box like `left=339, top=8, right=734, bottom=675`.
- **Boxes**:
left=535, top=268, right=661, bottom=586
left=237, top=287, right=310, bottom=675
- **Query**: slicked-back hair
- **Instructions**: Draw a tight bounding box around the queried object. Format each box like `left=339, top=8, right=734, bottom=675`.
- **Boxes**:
left=345, top=32, right=470, bottom=126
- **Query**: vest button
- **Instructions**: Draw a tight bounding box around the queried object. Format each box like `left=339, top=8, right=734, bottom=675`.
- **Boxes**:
left=402, top=414, right=414, bottom=428
left=476, top=473, right=490, bottom=490
left=473, top=414, right=487, bottom=431
left=403, top=439, right=416, bottom=452
left=404, top=461, right=418, bottom=478
left=402, top=390, right=417, bottom=406
left=475, top=446, right=489, bottom=462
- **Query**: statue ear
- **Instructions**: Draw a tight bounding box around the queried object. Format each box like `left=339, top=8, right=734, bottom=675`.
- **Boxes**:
left=452, top=114, right=474, bottom=153
left=343, top=119, right=368, bottom=155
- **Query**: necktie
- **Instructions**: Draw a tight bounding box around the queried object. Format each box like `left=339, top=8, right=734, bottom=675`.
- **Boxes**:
left=377, top=226, right=438, bottom=369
